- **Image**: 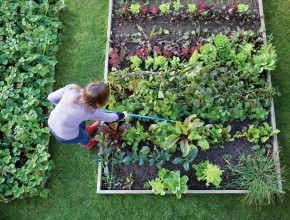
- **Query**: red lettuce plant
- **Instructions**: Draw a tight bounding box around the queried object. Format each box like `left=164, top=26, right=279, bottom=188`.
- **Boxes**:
left=120, top=5, right=129, bottom=15
left=140, top=5, right=149, bottom=16
left=162, top=50, right=173, bottom=58
left=197, top=2, right=207, bottom=12
left=109, top=48, right=122, bottom=68
left=153, top=46, right=162, bottom=54
left=149, top=5, right=160, bottom=17
left=180, top=48, right=192, bottom=59
left=136, top=47, right=150, bottom=60
left=227, top=2, right=238, bottom=13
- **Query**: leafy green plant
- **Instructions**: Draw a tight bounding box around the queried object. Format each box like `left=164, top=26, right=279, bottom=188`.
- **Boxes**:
left=193, top=161, right=224, bottom=188
left=234, top=123, right=280, bottom=143
left=188, top=4, right=197, bottom=13
left=144, top=168, right=167, bottom=195
left=164, top=170, right=188, bottom=199
left=129, top=3, right=140, bottom=14
left=170, top=56, right=180, bottom=70
left=237, top=4, right=249, bottom=13
left=226, top=153, right=284, bottom=206
left=155, top=115, right=209, bottom=156
left=145, top=168, right=188, bottom=199
left=130, top=55, right=142, bottom=69
left=153, top=55, right=167, bottom=70
left=159, top=3, right=171, bottom=14
left=205, top=124, right=233, bottom=144
left=91, top=147, right=113, bottom=177
left=0, top=0, right=63, bottom=202
left=131, top=146, right=150, bottom=165
left=172, top=148, right=198, bottom=170
left=122, top=121, right=150, bottom=151
left=173, top=0, right=183, bottom=12
left=149, top=150, right=171, bottom=169
left=145, top=56, right=154, bottom=69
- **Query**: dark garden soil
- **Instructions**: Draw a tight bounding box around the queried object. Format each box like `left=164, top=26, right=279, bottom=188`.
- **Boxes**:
left=103, top=138, right=264, bottom=190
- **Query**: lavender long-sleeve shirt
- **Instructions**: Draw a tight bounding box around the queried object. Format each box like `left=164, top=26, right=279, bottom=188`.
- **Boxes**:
left=48, top=85, right=119, bottom=140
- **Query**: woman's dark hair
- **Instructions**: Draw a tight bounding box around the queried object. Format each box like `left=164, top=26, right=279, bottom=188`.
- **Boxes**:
left=73, top=82, right=110, bottom=112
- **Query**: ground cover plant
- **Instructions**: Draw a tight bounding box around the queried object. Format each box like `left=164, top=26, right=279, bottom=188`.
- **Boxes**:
left=0, top=0, right=64, bottom=202
left=92, top=0, right=284, bottom=205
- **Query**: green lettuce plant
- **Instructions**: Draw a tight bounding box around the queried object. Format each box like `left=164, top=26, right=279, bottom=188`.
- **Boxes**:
left=129, top=3, right=140, bottom=14
left=145, top=56, right=154, bottom=69
left=153, top=55, right=167, bottom=70
left=145, top=168, right=188, bottom=199
left=159, top=3, right=171, bottom=14
left=130, top=55, right=142, bottom=69
left=173, top=0, right=183, bottom=12
left=237, top=4, right=249, bottom=13
left=188, top=4, right=197, bottom=13
left=193, top=161, right=224, bottom=188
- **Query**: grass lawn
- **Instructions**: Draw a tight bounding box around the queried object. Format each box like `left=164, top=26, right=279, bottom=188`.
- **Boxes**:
left=1, top=0, right=290, bottom=219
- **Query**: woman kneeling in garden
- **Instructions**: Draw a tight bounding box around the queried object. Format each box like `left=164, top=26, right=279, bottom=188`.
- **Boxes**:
left=48, top=81, right=128, bottom=149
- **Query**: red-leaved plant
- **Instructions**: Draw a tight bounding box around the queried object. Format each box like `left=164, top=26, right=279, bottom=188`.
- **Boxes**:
left=109, top=48, right=122, bottom=68
left=153, top=46, right=162, bottom=54
left=140, top=5, right=149, bottom=16
left=119, top=5, right=129, bottom=15
left=136, top=47, right=150, bottom=60
left=227, top=2, right=238, bottom=13
left=162, top=50, right=173, bottom=58
left=197, top=2, right=207, bottom=12
left=149, top=5, right=160, bottom=16
left=97, top=123, right=131, bottom=150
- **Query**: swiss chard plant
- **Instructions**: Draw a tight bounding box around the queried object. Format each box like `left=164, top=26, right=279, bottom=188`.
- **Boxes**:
left=150, top=115, right=210, bottom=157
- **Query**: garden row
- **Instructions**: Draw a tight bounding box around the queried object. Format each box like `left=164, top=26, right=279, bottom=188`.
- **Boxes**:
left=0, top=0, right=63, bottom=202
left=93, top=0, right=283, bottom=206
left=109, top=1, right=261, bottom=70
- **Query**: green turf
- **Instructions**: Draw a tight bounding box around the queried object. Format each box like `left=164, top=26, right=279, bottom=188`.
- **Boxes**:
left=1, top=0, right=290, bottom=219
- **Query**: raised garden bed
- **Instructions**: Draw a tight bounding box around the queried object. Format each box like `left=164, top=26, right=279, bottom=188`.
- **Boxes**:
left=94, top=0, right=283, bottom=204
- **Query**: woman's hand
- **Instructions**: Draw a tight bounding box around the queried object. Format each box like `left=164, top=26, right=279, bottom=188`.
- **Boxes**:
left=123, top=111, right=130, bottom=118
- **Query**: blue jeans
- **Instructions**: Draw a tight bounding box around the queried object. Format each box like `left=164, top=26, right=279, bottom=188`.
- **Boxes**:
left=50, top=121, right=90, bottom=146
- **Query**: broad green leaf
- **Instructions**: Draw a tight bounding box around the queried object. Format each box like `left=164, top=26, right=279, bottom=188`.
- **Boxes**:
left=180, top=139, right=191, bottom=157
left=184, top=114, right=196, bottom=127
left=162, top=134, right=179, bottom=151
left=198, top=139, right=210, bottom=150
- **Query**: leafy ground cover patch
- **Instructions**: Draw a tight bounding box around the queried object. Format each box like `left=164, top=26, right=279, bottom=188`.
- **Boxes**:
left=94, top=0, right=284, bottom=204
left=0, top=0, right=64, bottom=202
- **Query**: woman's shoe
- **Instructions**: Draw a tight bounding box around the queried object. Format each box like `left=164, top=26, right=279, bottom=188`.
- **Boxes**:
left=82, top=138, right=99, bottom=150
left=85, top=121, right=100, bottom=135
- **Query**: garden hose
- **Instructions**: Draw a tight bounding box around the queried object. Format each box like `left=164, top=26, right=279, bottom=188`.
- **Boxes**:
left=102, top=110, right=177, bottom=123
